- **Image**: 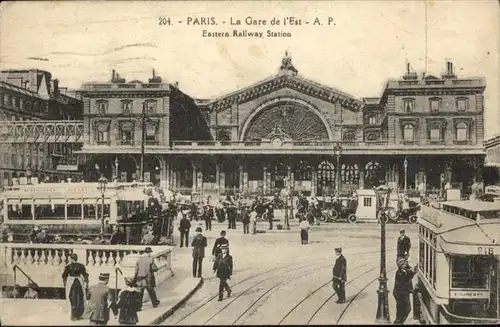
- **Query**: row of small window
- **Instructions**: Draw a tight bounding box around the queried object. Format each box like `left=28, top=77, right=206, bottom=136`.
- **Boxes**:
left=6, top=204, right=110, bottom=220
left=95, top=122, right=159, bottom=144
left=419, top=225, right=437, bottom=288
left=96, top=100, right=158, bottom=114
left=402, top=122, right=470, bottom=142
left=403, top=97, right=469, bottom=113
left=1, top=93, right=48, bottom=113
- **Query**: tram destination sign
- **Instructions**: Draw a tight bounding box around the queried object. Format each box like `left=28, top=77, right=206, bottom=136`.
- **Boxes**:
left=450, top=290, right=490, bottom=299
left=20, top=186, right=98, bottom=194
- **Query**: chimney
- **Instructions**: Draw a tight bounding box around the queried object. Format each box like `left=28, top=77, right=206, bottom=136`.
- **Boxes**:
left=53, top=79, right=59, bottom=95
left=407, top=62, right=410, bottom=75
left=446, top=60, right=453, bottom=75
left=112, top=69, right=116, bottom=82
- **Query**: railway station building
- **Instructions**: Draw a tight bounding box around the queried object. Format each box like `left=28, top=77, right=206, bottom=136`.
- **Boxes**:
left=77, top=54, right=487, bottom=198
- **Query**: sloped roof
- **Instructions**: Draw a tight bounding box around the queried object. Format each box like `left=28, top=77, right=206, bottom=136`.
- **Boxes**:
left=205, top=72, right=364, bottom=112
left=0, top=81, right=42, bottom=98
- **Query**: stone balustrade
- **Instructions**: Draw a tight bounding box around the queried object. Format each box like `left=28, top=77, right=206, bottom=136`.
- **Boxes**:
left=0, top=243, right=173, bottom=289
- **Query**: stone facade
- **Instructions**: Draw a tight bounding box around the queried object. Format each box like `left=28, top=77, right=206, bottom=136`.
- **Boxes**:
left=0, top=70, right=83, bottom=189
left=76, top=56, right=486, bottom=198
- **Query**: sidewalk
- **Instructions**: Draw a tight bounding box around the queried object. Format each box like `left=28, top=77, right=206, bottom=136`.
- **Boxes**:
left=0, top=251, right=202, bottom=326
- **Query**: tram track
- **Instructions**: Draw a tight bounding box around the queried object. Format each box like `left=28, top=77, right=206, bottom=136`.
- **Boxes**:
left=170, top=248, right=391, bottom=325
left=334, top=266, right=398, bottom=325
left=233, top=254, right=383, bottom=325
left=276, top=255, right=383, bottom=325
left=209, top=262, right=335, bottom=325
left=171, top=257, right=327, bottom=325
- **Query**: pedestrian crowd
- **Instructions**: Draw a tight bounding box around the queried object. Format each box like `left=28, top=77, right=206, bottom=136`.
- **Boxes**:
left=60, top=246, right=159, bottom=325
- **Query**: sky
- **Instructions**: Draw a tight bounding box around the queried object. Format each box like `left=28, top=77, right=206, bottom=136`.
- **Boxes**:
left=1, top=0, right=498, bottom=138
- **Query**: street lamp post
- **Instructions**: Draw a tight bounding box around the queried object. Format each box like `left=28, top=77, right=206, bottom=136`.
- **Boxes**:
left=98, top=175, right=108, bottom=237
left=404, top=157, right=408, bottom=194
left=140, top=103, right=146, bottom=182
left=333, top=143, right=342, bottom=195
left=375, top=185, right=391, bottom=323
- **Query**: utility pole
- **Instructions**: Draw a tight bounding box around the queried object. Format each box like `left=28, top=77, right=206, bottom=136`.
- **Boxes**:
left=140, top=103, right=146, bottom=182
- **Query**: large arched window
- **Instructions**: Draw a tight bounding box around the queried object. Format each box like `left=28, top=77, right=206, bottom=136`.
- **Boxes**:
left=365, top=161, right=384, bottom=188
left=403, top=124, right=415, bottom=142
left=341, top=164, right=359, bottom=185
left=244, top=102, right=329, bottom=141
left=456, top=122, right=468, bottom=141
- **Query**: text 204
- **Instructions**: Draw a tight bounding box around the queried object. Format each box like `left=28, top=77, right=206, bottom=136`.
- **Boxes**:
left=159, top=17, right=171, bottom=25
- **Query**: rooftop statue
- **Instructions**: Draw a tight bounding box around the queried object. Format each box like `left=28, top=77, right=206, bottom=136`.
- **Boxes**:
left=279, top=50, right=298, bottom=76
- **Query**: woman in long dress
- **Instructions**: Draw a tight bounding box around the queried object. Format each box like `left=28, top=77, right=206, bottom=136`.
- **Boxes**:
left=62, top=253, right=89, bottom=321
left=111, top=277, right=141, bottom=325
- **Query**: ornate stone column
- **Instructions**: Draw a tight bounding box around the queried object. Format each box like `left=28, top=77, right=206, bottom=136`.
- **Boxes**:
left=239, top=161, right=244, bottom=192
left=216, top=160, right=220, bottom=195
left=263, top=165, right=268, bottom=195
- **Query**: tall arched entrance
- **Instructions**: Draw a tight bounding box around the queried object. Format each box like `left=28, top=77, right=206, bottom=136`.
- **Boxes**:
left=145, top=156, right=162, bottom=185
left=268, top=159, right=288, bottom=194
left=317, top=160, right=336, bottom=196
left=119, top=156, right=138, bottom=182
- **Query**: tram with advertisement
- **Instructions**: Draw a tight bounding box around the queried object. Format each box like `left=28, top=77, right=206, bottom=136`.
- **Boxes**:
left=415, top=200, right=500, bottom=324
left=1, top=181, right=154, bottom=241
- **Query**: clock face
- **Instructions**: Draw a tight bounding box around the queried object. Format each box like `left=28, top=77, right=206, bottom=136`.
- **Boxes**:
left=271, top=137, right=283, bottom=146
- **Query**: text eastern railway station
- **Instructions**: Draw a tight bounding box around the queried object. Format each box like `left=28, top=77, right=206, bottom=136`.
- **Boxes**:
left=66, top=54, right=486, bottom=199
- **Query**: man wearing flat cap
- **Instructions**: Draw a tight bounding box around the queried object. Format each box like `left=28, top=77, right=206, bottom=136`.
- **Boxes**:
left=397, top=229, right=411, bottom=261
left=332, top=247, right=347, bottom=303
left=134, top=247, right=160, bottom=310
left=87, top=272, right=113, bottom=326
left=191, top=227, right=208, bottom=278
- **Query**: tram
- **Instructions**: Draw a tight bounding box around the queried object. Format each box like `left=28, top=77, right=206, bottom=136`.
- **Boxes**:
left=415, top=200, right=500, bottom=324
left=1, top=181, right=153, bottom=239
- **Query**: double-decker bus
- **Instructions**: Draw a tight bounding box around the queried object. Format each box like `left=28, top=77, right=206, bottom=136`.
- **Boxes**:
left=415, top=200, right=500, bottom=324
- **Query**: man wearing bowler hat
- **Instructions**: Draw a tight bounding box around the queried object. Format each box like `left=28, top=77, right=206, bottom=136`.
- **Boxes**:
left=133, top=247, right=160, bottom=310
left=332, top=247, right=347, bottom=303
left=191, top=227, right=208, bottom=278
left=87, top=272, right=113, bottom=326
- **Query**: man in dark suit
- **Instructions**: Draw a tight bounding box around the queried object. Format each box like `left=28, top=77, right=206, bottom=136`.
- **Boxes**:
left=332, top=247, right=347, bottom=303
left=133, top=247, right=160, bottom=310
left=212, top=230, right=229, bottom=258
left=191, top=227, right=208, bottom=278
left=213, top=244, right=233, bottom=301
left=393, top=258, right=417, bottom=324
left=397, top=229, right=411, bottom=260
left=179, top=214, right=191, bottom=248
left=87, top=273, right=113, bottom=326
left=205, top=205, right=213, bottom=231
